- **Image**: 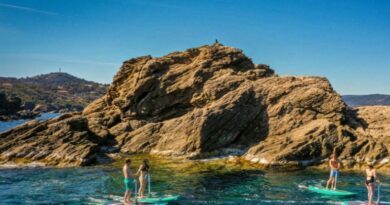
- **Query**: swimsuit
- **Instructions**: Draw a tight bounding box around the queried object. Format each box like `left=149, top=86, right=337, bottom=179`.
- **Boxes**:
left=365, top=176, right=375, bottom=185
left=124, top=178, right=133, bottom=191
left=140, top=164, right=150, bottom=180
left=330, top=169, right=339, bottom=178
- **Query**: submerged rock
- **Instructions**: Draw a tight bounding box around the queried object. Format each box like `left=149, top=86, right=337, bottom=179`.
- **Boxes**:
left=0, top=44, right=388, bottom=169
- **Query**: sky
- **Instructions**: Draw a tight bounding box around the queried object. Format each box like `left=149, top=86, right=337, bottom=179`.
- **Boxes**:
left=0, top=0, right=389, bottom=94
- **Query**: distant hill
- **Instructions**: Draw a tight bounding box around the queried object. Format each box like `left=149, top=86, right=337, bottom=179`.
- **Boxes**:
left=0, top=72, right=108, bottom=120
left=343, top=94, right=390, bottom=107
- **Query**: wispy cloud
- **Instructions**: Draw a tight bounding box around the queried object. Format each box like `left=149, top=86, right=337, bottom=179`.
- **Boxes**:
left=0, top=2, right=57, bottom=15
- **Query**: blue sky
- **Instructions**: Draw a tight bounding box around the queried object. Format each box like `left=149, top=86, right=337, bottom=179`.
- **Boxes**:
left=0, top=0, right=389, bottom=94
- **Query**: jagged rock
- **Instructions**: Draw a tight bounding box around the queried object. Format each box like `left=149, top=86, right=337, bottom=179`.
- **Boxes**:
left=0, top=113, right=99, bottom=167
left=0, top=44, right=388, bottom=169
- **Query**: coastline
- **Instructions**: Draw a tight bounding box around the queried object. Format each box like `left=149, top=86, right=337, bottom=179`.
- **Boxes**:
left=2, top=154, right=389, bottom=175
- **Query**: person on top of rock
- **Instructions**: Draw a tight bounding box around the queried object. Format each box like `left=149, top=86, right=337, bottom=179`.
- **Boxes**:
left=325, top=153, right=341, bottom=190
left=123, top=159, right=136, bottom=204
left=136, top=159, right=150, bottom=198
left=365, top=164, right=379, bottom=205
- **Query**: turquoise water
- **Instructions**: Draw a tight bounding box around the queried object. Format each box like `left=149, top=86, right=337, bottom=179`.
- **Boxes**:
left=0, top=165, right=389, bottom=204
left=0, top=113, right=60, bottom=133
left=0, top=115, right=389, bottom=204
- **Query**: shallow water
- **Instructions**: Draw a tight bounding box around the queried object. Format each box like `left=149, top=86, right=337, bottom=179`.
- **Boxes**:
left=0, top=113, right=60, bottom=133
left=0, top=159, right=388, bottom=204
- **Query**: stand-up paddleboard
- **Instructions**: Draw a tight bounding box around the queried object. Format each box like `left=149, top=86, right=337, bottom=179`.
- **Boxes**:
left=341, top=201, right=380, bottom=205
left=133, top=174, right=180, bottom=204
left=137, top=195, right=180, bottom=204
left=307, top=186, right=357, bottom=197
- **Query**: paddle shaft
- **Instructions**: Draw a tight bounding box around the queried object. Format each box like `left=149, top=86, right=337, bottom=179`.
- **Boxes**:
left=377, top=183, right=380, bottom=203
left=334, top=172, right=338, bottom=190
left=148, top=174, right=151, bottom=196
left=134, top=179, right=138, bottom=196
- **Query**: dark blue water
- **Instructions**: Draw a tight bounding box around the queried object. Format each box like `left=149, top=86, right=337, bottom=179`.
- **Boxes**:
left=0, top=113, right=60, bottom=133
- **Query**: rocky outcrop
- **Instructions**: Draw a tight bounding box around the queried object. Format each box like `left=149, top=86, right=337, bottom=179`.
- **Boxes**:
left=0, top=93, right=38, bottom=121
left=0, top=113, right=99, bottom=167
left=0, top=43, right=388, bottom=169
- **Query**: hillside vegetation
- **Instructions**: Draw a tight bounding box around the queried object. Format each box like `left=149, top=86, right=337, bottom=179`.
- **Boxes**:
left=0, top=72, right=108, bottom=120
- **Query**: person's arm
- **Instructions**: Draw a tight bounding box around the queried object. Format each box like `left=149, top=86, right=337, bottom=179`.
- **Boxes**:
left=135, top=166, right=142, bottom=176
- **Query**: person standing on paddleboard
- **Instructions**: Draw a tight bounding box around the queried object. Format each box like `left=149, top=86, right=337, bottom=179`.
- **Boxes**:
left=326, top=153, right=341, bottom=190
left=365, top=164, right=379, bottom=205
left=123, top=159, right=137, bottom=204
left=136, top=159, right=150, bottom=198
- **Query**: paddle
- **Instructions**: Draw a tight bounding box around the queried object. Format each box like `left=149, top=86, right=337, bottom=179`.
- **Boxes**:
left=134, top=179, right=139, bottom=203
left=148, top=174, right=151, bottom=196
left=377, top=182, right=381, bottom=204
left=334, top=171, right=338, bottom=190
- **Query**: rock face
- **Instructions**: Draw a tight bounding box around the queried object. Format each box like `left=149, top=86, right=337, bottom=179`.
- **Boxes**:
left=0, top=113, right=99, bottom=166
left=0, top=43, right=388, bottom=169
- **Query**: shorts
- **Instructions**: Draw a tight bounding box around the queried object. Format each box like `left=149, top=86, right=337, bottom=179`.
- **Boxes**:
left=330, top=169, right=339, bottom=178
left=365, top=177, right=375, bottom=186
left=124, top=178, right=133, bottom=191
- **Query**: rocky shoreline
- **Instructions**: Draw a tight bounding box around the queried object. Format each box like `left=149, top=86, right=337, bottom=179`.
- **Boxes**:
left=0, top=44, right=388, bottom=170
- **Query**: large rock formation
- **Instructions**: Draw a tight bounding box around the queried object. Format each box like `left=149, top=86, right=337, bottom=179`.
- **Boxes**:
left=0, top=44, right=388, bottom=169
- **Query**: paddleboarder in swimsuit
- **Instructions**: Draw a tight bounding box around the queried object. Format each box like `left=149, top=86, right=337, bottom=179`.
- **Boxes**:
left=123, top=159, right=136, bottom=204
left=136, top=159, right=150, bottom=198
left=365, top=164, right=379, bottom=205
left=326, top=153, right=341, bottom=190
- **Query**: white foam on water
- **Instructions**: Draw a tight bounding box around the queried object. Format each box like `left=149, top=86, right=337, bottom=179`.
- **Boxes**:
left=298, top=184, right=308, bottom=189
left=0, top=162, right=46, bottom=169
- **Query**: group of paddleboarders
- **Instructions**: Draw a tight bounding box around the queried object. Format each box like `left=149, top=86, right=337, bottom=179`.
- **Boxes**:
left=123, top=159, right=150, bottom=204
left=121, top=154, right=381, bottom=205
left=325, top=153, right=380, bottom=205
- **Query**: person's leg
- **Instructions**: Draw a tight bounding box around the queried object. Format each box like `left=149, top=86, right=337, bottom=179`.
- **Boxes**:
left=329, top=176, right=335, bottom=190
left=368, top=184, right=373, bottom=205
left=124, top=190, right=129, bottom=203
left=371, top=183, right=375, bottom=205
left=139, top=177, right=145, bottom=197
left=326, top=173, right=333, bottom=189
left=332, top=171, right=338, bottom=190
left=124, top=179, right=133, bottom=204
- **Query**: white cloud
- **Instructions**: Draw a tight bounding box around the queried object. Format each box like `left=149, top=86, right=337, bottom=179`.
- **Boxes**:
left=0, top=2, right=57, bottom=15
